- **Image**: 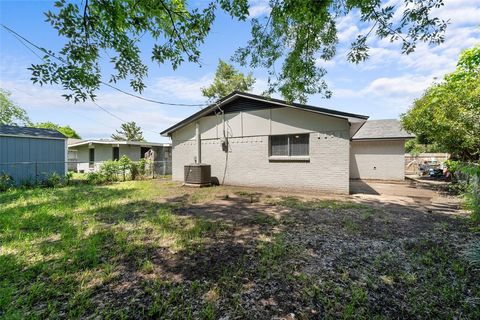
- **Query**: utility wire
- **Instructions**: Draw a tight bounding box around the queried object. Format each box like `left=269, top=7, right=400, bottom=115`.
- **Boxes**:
left=92, top=101, right=127, bottom=123
left=2, top=25, right=161, bottom=135
left=92, top=101, right=160, bottom=135
left=1, top=24, right=209, bottom=107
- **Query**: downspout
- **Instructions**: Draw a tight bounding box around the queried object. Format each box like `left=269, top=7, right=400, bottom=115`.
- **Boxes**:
left=195, top=122, right=201, bottom=163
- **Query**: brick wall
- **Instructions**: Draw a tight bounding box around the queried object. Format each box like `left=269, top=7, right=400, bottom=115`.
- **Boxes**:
left=172, top=130, right=350, bottom=194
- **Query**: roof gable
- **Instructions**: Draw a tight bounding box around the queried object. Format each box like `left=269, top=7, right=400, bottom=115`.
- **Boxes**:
left=161, top=91, right=368, bottom=136
left=204, top=96, right=281, bottom=116
left=0, top=125, right=66, bottom=139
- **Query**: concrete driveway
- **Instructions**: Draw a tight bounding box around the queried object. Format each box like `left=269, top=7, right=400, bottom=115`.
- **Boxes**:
left=349, top=179, right=463, bottom=215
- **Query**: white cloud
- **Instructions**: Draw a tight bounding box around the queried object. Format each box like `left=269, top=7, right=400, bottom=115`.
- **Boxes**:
left=248, top=0, right=271, bottom=18
left=148, top=74, right=212, bottom=102
left=336, top=11, right=361, bottom=43
left=0, top=78, right=184, bottom=141
left=362, top=75, right=434, bottom=97
left=251, top=77, right=269, bottom=95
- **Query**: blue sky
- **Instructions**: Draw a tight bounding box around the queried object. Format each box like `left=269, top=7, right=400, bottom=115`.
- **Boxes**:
left=1, top=0, right=479, bottom=142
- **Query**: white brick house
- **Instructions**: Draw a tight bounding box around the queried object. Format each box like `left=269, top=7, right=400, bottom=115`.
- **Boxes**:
left=161, top=92, right=413, bottom=194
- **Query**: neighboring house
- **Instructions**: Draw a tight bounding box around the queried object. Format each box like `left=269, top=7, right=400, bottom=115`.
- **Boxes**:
left=67, top=139, right=172, bottom=173
left=161, top=92, right=414, bottom=194
left=67, top=138, right=82, bottom=171
left=350, top=119, right=415, bottom=180
left=0, top=125, right=67, bottom=184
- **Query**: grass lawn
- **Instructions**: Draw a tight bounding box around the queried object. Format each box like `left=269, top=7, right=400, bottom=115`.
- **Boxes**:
left=1, top=179, right=479, bottom=319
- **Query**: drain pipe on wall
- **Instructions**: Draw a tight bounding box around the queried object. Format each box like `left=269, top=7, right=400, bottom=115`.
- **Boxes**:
left=195, top=122, right=201, bottom=163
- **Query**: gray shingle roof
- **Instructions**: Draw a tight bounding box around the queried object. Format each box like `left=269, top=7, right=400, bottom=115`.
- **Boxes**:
left=352, top=119, right=414, bottom=140
left=0, top=125, right=66, bottom=139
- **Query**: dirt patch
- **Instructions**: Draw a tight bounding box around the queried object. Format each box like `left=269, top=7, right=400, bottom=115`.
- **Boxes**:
left=88, top=187, right=477, bottom=318
left=3, top=180, right=478, bottom=319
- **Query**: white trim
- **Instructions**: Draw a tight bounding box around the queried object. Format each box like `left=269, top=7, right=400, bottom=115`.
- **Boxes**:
left=0, top=133, right=66, bottom=140
left=64, top=139, right=68, bottom=174
left=68, top=140, right=171, bottom=148
left=268, top=156, right=310, bottom=161
left=351, top=137, right=413, bottom=141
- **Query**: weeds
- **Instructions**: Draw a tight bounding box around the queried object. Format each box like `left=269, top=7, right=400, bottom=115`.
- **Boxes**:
left=1, top=180, right=478, bottom=319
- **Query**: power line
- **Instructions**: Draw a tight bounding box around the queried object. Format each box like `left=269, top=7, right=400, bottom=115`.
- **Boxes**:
left=1, top=24, right=209, bottom=108
left=2, top=25, right=162, bottom=136
left=92, top=101, right=160, bottom=135
left=92, top=101, right=127, bottom=123
left=100, top=82, right=207, bottom=107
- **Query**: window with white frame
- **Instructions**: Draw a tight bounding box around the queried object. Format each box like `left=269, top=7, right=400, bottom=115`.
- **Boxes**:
left=270, top=134, right=309, bottom=157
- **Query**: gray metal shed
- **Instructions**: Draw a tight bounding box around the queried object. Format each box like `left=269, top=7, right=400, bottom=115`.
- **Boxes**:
left=0, top=125, right=67, bottom=184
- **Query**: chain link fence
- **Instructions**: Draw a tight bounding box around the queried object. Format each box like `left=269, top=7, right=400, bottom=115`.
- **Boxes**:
left=0, top=160, right=172, bottom=185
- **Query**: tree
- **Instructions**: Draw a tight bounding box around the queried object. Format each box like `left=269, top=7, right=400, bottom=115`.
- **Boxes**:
left=404, top=138, right=445, bottom=155
left=201, top=59, right=255, bottom=101
left=401, top=45, right=480, bottom=161
left=34, top=121, right=81, bottom=139
left=27, top=0, right=447, bottom=103
left=0, top=89, right=32, bottom=126
left=111, top=122, right=144, bottom=141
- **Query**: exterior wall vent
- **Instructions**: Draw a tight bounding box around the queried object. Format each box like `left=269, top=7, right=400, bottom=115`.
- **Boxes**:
left=184, top=164, right=211, bottom=186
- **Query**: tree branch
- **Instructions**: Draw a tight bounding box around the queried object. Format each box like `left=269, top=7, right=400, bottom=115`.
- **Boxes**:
left=158, top=0, right=197, bottom=63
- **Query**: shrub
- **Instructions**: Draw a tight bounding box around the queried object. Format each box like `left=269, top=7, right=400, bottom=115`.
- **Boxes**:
left=0, top=173, right=13, bottom=192
left=118, top=155, right=132, bottom=181
left=446, top=161, right=480, bottom=222
left=86, top=172, right=105, bottom=185
left=42, top=172, right=63, bottom=188
left=19, top=179, right=36, bottom=189
left=138, top=158, right=147, bottom=176
left=130, top=162, right=140, bottom=180
left=100, top=160, right=121, bottom=182
left=465, top=241, right=480, bottom=267
left=65, top=172, right=74, bottom=185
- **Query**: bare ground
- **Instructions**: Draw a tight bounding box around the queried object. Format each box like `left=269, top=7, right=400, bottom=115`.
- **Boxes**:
left=2, top=179, right=478, bottom=319
left=89, top=180, right=478, bottom=319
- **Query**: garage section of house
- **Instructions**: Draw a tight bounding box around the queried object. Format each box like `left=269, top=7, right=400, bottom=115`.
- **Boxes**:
left=162, top=92, right=369, bottom=194
left=350, top=119, right=414, bottom=180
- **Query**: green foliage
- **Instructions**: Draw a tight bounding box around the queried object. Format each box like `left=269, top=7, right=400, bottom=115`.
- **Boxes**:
left=201, top=59, right=255, bottom=101
left=86, top=157, right=148, bottom=184
left=402, top=45, right=480, bottom=161
left=0, top=88, right=32, bottom=126
left=99, top=160, right=121, bottom=182
left=118, top=155, right=132, bottom=181
left=130, top=162, right=140, bottom=180
left=445, top=160, right=480, bottom=221
left=465, top=241, right=480, bottom=267
left=0, top=173, right=14, bottom=192
left=64, top=172, right=74, bottom=185
left=33, top=121, right=81, bottom=138
left=405, top=138, right=445, bottom=155
left=460, top=164, right=480, bottom=222
left=31, top=1, right=447, bottom=103
left=111, top=122, right=144, bottom=141
left=138, top=158, right=147, bottom=176
left=41, top=172, right=63, bottom=188
left=86, top=171, right=105, bottom=185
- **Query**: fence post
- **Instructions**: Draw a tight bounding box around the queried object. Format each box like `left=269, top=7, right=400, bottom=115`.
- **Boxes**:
left=163, top=161, right=166, bottom=176
left=35, top=161, right=38, bottom=184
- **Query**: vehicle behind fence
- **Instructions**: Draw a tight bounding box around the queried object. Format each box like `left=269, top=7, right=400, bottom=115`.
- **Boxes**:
left=0, top=160, right=172, bottom=185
